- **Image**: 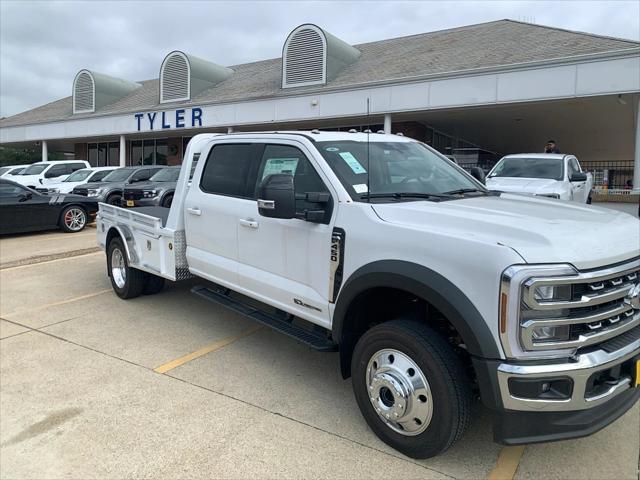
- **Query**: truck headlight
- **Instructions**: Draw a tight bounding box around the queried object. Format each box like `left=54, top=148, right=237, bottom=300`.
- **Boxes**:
left=499, top=260, right=640, bottom=360
left=47, top=188, right=60, bottom=194
left=87, top=189, right=103, bottom=197
left=142, top=190, right=158, bottom=198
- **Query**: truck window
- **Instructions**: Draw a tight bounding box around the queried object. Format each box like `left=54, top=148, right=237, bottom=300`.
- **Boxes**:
left=200, top=144, right=258, bottom=198
left=257, top=144, right=331, bottom=218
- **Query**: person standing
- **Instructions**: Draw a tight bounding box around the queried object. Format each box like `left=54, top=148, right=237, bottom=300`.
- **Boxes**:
left=544, top=140, right=561, bottom=153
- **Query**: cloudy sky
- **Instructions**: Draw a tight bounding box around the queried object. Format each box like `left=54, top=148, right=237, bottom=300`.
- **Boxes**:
left=1, top=0, right=638, bottom=118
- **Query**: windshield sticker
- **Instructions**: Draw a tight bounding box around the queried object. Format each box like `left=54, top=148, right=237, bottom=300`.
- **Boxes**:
left=353, top=184, right=368, bottom=194
left=325, top=147, right=340, bottom=152
left=338, top=152, right=367, bottom=174
left=261, top=157, right=299, bottom=180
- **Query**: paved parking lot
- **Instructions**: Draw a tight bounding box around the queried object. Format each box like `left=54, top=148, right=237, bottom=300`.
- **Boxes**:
left=0, top=229, right=638, bottom=479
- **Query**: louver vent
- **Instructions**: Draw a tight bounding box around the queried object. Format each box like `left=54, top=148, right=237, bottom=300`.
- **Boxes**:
left=284, top=27, right=326, bottom=87
left=161, top=53, right=190, bottom=102
left=73, top=71, right=94, bottom=113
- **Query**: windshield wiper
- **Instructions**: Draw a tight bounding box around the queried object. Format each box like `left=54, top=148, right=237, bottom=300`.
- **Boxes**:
left=441, top=188, right=487, bottom=195
left=361, top=192, right=454, bottom=201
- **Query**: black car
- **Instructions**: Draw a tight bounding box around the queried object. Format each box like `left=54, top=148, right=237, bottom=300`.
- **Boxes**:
left=123, top=166, right=181, bottom=208
left=0, top=179, right=99, bottom=234
left=73, top=166, right=165, bottom=205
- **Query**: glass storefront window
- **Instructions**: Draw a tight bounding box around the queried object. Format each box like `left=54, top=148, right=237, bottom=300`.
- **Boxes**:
left=98, top=143, right=108, bottom=166
left=130, top=140, right=143, bottom=165
left=88, top=144, right=98, bottom=166
left=155, top=139, right=168, bottom=165
left=108, top=142, right=119, bottom=166
left=143, top=139, right=155, bottom=165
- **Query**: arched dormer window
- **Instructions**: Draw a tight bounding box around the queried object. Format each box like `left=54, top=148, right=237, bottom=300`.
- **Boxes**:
left=160, top=51, right=190, bottom=103
left=282, top=24, right=360, bottom=89
left=73, top=70, right=95, bottom=113
left=159, top=51, right=233, bottom=104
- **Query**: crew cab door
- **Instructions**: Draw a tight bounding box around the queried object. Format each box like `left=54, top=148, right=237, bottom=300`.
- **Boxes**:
left=236, top=142, right=336, bottom=327
left=184, top=142, right=262, bottom=285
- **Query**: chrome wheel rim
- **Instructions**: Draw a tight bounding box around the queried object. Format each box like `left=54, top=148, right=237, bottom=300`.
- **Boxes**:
left=366, top=348, right=433, bottom=436
left=111, top=248, right=126, bottom=289
left=64, top=208, right=86, bottom=231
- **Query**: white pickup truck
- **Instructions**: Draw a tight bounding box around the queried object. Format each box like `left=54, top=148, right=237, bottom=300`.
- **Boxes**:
left=96, top=132, right=639, bottom=459
left=486, top=153, right=593, bottom=203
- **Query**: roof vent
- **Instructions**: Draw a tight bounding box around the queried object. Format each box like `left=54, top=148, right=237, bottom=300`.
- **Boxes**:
left=282, top=24, right=360, bottom=89
left=160, top=51, right=233, bottom=104
left=72, top=69, right=140, bottom=114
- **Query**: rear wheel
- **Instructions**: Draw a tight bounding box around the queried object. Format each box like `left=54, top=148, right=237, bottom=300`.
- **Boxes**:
left=351, top=319, right=472, bottom=459
left=59, top=206, right=87, bottom=233
left=143, top=273, right=165, bottom=295
left=107, top=238, right=145, bottom=299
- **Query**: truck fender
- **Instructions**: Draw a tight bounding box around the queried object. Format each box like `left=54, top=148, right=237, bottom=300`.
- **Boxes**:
left=105, top=225, right=139, bottom=266
left=332, top=260, right=501, bottom=377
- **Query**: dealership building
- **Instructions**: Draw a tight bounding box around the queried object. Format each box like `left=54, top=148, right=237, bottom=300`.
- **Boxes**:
left=1, top=19, right=639, bottom=188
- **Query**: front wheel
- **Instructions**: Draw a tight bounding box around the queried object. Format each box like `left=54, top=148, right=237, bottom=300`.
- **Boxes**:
left=107, top=194, right=122, bottom=206
left=107, top=238, right=145, bottom=299
left=351, top=320, right=472, bottom=459
left=59, top=205, right=87, bottom=232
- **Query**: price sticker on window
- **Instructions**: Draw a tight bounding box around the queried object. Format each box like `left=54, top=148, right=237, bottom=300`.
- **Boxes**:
left=339, top=152, right=367, bottom=174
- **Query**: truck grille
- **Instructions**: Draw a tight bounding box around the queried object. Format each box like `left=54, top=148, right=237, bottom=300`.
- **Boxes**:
left=520, top=260, right=640, bottom=352
left=124, top=190, right=144, bottom=200
left=73, top=187, right=88, bottom=196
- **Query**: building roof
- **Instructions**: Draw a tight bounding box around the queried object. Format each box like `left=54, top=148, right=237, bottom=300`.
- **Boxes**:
left=2, top=19, right=638, bottom=128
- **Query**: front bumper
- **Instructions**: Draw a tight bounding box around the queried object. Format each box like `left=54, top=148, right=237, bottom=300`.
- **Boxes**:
left=474, top=330, right=639, bottom=444
left=122, top=197, right=161, bottom=207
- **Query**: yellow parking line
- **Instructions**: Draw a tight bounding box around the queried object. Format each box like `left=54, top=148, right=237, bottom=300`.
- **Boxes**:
left=488, top=445, right=525, bottom=480
left=154, top=325, right=262, bottom=374
left=2, top=288, right=112, bottom=317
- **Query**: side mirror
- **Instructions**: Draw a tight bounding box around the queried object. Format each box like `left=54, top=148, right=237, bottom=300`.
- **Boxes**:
left=18, top=192, right=33, bottom=202
left=470, top=167, right=486, bottom=185
left=570, top=172, right=587, bottom=182
left=257, top=174, right=295, bottom=219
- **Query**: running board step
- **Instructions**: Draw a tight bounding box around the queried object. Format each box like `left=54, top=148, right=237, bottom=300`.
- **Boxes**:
left=191, top=285, right=338, bottom=352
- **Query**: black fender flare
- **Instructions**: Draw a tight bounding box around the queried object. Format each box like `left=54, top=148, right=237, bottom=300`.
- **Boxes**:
left=332, top=260, right=501, bottom=376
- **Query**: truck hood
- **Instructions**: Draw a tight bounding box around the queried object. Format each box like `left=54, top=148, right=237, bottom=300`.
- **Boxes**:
left=485, top=177, right=561, bottom=194
left=12, top=174, right=43, bottom=186
left=371, top=194, right=639, bottom=270
left=125, top=181, right=176, bottom=191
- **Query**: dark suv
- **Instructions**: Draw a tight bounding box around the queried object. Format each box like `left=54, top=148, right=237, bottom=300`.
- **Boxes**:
left=73, top=166, right=164, bottom=205
left=122, top=166, right=181, bottom=208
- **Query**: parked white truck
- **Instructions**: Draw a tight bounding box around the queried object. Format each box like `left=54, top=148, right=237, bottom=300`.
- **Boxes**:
left=486, top=153, right=593, bottom=203
left=96, top=132, right=639, bottom=459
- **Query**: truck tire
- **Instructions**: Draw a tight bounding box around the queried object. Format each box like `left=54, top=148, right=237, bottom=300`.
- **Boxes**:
left=351, top=319, right=472, bottom=459
left=107, top=194, right=122, bottom=206
left=107, top=237, right=145, bottom=299
left=143, top=273, right=165, bottom=295
left=59, top=205, right=87, bottom=233
left=161, top=194, right=173, bottom=208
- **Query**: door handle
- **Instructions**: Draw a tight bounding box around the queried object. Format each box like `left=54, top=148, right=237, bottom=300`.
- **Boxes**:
left=239, top=218, right=259, bottom=229
left=187, top=207, right=202, bottom=216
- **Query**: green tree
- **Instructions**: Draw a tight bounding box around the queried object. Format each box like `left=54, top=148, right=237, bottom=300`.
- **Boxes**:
left=0, top=147, right=65, bottom=166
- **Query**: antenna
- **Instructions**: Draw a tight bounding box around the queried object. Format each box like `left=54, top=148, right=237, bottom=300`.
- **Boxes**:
left=366, top=97, right=371, bottom=202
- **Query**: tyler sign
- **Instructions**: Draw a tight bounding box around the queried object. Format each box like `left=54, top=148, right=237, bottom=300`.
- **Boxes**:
left=134, top=107, right=203, bottom=131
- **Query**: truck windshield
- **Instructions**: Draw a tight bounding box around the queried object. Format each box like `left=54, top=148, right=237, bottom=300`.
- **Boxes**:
left=316, top=140, right=483, bottom=201
left=21, top=164, right=48, bottom=175
left=102, top=169, right=134, bottom=182
left=488, top=157, right=563, bottom=181
left=150, top=168, right=180, bottom=182
left=64, top=169, right=92, bottom=182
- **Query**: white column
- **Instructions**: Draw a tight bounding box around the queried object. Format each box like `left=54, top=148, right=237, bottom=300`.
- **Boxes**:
left=41, top=141, right=48, bottom=162
left=633, top=96, right=640, bottom=192
left=227, top=126, right=234, bottom=134
left=119, top=135, right=126, bottom=167
left=383, top=114, right=392, bottom=134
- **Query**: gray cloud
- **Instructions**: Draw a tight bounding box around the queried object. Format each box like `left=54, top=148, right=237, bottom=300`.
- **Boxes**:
left=1, top=0, right=638, bottom=117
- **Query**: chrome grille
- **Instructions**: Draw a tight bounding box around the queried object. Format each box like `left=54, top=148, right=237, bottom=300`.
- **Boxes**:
left=520, top=261, right=640, bottom=352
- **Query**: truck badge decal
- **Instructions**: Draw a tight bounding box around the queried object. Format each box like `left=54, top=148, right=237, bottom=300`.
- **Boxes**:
left=329, top=227, right=345, bottom=303
left=294, top=298, right=322, bottom=312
